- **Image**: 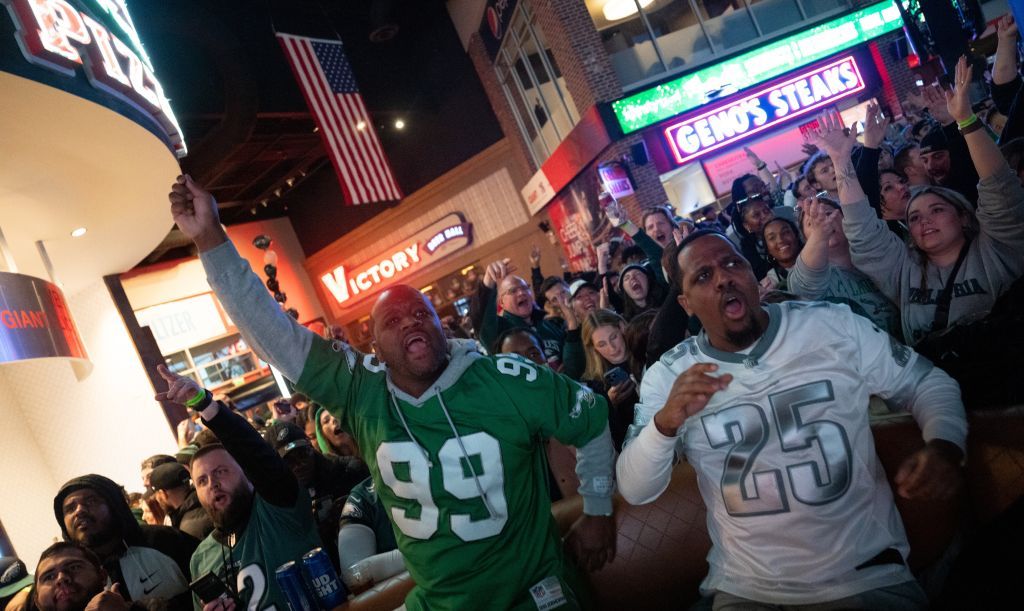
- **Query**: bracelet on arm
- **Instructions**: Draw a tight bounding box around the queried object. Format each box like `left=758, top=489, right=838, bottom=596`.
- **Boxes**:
left=185, top=388, right=213, bottom=410
left=956, top=114, right=979, bottom=130
left=959, top=120, right=984, bottom=135
left=756, top=161, right=767, bottom=171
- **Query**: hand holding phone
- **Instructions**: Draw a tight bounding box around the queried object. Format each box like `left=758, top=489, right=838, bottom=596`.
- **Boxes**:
left=189, top=573, right=230, bottom=605
left=603, top=366, right=629, bottom=388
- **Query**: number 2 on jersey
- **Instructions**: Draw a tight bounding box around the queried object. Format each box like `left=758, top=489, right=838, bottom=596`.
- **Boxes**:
left=377, top=432, right=508, bottom=542
left=701, top=380, right=853, bottom=516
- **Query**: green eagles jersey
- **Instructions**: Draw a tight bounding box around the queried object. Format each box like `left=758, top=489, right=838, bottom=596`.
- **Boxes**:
left=189, top=491, right=321, bottom=611
left=297, top=337, right=607, bottom=611
left=340, top=476, right=398, bottom=554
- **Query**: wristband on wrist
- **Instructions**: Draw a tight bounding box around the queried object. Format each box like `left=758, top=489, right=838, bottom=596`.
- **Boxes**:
left=956, top=114, right=979, bottom=129
left=959, top=120, right=984, bottom=135
left=185, top=388, right=211, bottom=409
left=620, top=220, right=638, bottom=235
left=756, top=161, right=767, bottom=170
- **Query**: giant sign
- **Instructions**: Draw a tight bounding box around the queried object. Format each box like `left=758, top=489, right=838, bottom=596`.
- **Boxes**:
left=2, top=0, right=186, bottom=157
left=611, top=0, right=902, bottom=134
left=0, top=271, right=89, bottom=368
left=320, top=213, right=473, bottom=308
left=663, top=55, right=865, bottom=165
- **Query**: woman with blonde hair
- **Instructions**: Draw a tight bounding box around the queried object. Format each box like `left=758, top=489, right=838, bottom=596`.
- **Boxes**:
left=582, top=309, right=640, bottom=450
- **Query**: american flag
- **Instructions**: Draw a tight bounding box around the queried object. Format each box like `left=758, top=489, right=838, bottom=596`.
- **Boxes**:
left=277, top=33, right=403, bottom=205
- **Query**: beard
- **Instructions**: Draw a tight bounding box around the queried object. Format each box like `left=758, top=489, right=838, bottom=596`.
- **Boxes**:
left=69, top=522, right=118, bottom=549
left=208, top=482, right=254, bottom=533
left=724, top=315, right=766, bottom=350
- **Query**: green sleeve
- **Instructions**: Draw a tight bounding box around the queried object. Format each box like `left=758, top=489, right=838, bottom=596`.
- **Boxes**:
left=295, top=336, right=371, bottom=423
left=477, top=284, right=507, bottom=353
left=632, top=230, right=667, bottom=284
left=493, top=354, right=608, bottom=447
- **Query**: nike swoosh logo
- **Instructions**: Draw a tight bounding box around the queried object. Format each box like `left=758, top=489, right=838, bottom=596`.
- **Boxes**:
left=139, top=570, right=159, bottom=584
left=142, top=584, right=160, bottom=596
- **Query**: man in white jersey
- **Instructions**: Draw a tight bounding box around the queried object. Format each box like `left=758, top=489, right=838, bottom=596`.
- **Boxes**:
left=617, top=230, right=967, bottom=609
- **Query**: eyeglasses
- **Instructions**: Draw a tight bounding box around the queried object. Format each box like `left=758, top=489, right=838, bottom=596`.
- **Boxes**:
left=502, top=285, right=531, bottom=297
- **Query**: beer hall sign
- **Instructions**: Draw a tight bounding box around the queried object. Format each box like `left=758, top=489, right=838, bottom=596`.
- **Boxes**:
left=320, top=213, right=473, bottom=308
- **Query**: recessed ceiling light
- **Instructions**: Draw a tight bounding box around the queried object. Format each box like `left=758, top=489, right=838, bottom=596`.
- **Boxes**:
left=603, top=0, right=654, bottom=22
left=356, top=120, right=367, bottom=131
left=70, top=227, right=87, bottom=238
left=394, top=119, right=405, bottom=130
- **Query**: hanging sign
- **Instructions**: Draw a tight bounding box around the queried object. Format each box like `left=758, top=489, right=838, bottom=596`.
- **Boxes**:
left=2, top=0, right=187, bottom=157
left=0, top=271, right=89, bottom=367
left=319, top=213, right=473, bottom=308
left=662, top=55, right=865, bottom=166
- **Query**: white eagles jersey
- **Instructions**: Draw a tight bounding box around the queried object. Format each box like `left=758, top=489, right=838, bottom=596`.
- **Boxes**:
left=619, top=301, right=967, bottom=604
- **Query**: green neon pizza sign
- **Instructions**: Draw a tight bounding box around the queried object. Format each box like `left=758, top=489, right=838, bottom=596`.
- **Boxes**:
left=611, top=0, right=904, bottom=134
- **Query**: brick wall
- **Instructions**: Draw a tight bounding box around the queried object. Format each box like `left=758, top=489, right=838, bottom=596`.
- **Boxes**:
left=467, top=33, right=538, bottom=182
left=530, top=0, right=623, bottom=113
left=872, top=31, right=922, bottom=118
left=462, top=0, right=673, bottom=239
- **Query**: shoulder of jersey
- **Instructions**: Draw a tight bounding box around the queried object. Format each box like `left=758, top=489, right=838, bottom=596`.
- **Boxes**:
left=659, top=337, right=700, bottom=368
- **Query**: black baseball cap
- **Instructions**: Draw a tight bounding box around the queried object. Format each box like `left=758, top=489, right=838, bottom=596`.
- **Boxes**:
left=264, top=421, right=312, bottom=457
left=149, top=462, right=190, bottom=491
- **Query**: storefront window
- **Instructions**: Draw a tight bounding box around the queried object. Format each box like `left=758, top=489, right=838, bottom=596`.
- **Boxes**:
left=162, top=334, right=263, bottom=389
left=587, top=0, right=851, bottom=89
left=495, top=2, right=580, bottom=166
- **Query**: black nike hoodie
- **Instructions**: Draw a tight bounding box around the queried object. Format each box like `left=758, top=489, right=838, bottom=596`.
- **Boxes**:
left=54, top=474, right=198, bottom=611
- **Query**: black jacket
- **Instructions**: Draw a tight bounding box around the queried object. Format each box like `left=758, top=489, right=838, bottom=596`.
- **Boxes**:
left=54, top=475, right=198, bottom=611
left=168, top=488, right=214, bottom=541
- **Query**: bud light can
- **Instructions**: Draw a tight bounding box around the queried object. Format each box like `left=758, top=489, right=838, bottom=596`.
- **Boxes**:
left=275, top=561, right=314, bottom=611
left=301, top=548, right=348, bottom=609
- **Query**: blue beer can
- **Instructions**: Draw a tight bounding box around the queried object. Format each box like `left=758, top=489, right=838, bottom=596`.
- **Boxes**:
left=301, top=548, right=348, bottom=609
left=275, top=561, right=315, bottom=611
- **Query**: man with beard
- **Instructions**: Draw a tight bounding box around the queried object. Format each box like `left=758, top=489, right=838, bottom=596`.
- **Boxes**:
left=617, top=230, right=968, bottom=609
left=33, top=543, right=130, bottom=611
left=53, top=476, right=196, bottom=611
left=167, top=174, right=615, bottom=610
left=154, top=367, right=321, bottom=611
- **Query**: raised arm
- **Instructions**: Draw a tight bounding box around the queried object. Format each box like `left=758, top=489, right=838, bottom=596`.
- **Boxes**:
left=169, top=175, right=314, bottom=381
left=946, top=57, right=1010, bottom=181
left=993, top=15, right=1020, bottom=88
left=156, top=365, right=299, bottom=507
left=811, top=112, right=906, bottom=302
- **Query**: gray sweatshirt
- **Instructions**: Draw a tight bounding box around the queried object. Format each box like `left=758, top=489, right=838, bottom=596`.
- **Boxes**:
left=842, top=165, right=1024, bottom=345
left=787, top=258, right=903, bottom=340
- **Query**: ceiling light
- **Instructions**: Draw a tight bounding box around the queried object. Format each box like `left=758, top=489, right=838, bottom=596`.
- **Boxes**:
left=603, top=0, right=655, bottom=22
left=70, top=227, right=87, bottom=238
left=286, top=177, right=295, bottom=187
left=394, top=119, right=405, bottom=130
left=356, top=120, right=367, bottom=131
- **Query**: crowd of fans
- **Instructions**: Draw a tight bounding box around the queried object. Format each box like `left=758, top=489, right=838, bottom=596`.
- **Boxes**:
left=3, top=17, right=1024, bottom=611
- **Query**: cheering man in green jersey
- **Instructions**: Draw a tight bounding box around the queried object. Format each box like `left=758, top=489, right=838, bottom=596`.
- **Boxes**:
left=168, top=175, right=616, bottom=611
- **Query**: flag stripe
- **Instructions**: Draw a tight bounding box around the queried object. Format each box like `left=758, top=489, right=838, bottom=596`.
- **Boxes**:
left=352, top=96, right=402, bottom=199
left=290, top=38, right=374, bottom=202
left=279, top=35, right=360, bottom=203
left=277, top=32, right=402, bottom=205
left=285, top=34, right=374, bottom=203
